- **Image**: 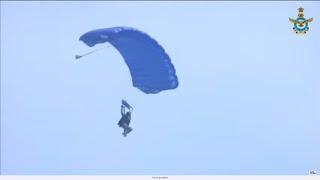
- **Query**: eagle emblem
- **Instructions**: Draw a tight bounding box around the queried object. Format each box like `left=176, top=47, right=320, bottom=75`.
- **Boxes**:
left=289, top=7, right=313, bottom=34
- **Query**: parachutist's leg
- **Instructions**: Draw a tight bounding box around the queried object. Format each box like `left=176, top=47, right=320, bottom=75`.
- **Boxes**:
left=123, top=127, right=132, bottom=137
left=121, top=123, right=133, bottom=136
left=121, top=123, right=129, bottom=137
left=121, top=123, right=129, bottom=129
left=126, top=126, right=133, bottom=134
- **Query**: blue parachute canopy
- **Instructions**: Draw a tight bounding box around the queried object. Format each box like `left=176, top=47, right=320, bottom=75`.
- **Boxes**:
left=79, top=27, right=179, bottom=94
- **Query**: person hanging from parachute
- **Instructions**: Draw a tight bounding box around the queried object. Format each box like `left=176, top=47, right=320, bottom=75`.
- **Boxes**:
left=77, top=27, right=180, bottom=137
left=118, top=100, right=133, bottom=137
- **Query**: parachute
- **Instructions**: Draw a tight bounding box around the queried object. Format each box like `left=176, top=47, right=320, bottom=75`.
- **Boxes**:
left=79, top=27, right=179, bottom=94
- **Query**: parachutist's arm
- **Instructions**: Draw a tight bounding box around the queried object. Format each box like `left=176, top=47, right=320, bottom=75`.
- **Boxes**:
left=121, top=105, right=125, bottom=116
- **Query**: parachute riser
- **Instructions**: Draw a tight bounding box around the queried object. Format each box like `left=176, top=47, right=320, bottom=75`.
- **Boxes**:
left=75, top=45, right=111, bottom=60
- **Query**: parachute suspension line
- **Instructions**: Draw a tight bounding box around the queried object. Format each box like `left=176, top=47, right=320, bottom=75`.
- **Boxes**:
left=75, top=45, right=112, bottom=60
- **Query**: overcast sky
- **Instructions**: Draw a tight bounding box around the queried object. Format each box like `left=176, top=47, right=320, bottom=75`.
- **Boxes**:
left=1, top=1, right=320, bottom=175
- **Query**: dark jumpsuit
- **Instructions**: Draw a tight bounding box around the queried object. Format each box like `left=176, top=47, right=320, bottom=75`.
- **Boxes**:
left=118, top=114, right=131, bottom=127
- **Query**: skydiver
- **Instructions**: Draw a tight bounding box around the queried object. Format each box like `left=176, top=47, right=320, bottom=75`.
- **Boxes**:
left=118, top=104, right=133, bottom=137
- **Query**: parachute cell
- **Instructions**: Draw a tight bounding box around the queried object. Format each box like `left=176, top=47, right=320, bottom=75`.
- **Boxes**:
left=79, top=27, right=179, bottom=94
